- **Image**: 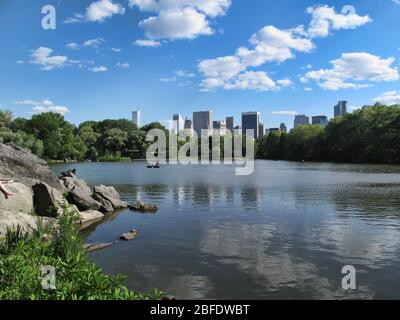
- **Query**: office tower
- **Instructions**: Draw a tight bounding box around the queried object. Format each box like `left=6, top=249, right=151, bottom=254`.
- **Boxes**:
left=172, top=113, right=184, bottom=134
left=334, top=101, right=348, bottom=118
left=213, top=120, right=227, bottom=136
left=242, top=112, right=260, bottom=139
left=193, top=111, right=213, bottom=137
left=258, top=123, right=265, bottom=138
left=132, top=109, right=141, bottom=128
left=280, top=123, right=287, bottom=133
left=312, top=115, right=329, bottom=127
left=226, top=117, right=234, bottom=132
left=184, top=117, right=193, bottom=136
left=294, top=115, right=310, bottom=128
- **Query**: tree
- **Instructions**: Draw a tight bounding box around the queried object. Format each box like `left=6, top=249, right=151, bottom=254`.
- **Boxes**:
left=0, top=110, right=13, bottom=128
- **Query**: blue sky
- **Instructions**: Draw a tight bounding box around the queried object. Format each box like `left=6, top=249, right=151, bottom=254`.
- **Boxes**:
left=1, top=0, right=400, bottom=129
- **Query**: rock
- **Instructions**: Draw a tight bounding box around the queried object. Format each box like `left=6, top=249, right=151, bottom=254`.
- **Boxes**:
left=0, top=182, right=34, bottom=214
left=67, top=187, right=101, bottom=211
left=120, top=229, right=139, bottom=241
left=93, top=185, right=128, bottom=210
left=78, top=210, right=104, bottom=229
left=59, top=169, right=77, bottom=179
left=32, top=182, right=66, bottom=217
left=83, top=241, right=116, bottom=252
left=61, top=176, right=92, bottom=195
left=93, top=193, right=114, bottom=213
left=0, top=143, right=65, bottom=192
left=0, top=209, right=37, bottom=238
left=128, top=200, right=158, bottom=213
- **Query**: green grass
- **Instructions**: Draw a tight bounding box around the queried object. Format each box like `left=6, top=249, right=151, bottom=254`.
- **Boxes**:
left=0, top=204, right=162, bottom=300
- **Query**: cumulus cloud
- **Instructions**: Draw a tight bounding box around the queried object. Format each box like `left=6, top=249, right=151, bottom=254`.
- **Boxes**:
left=301, top=52, right=399, bottom=90
left=64, top=0, right=125, bottom=23
left=14, top=99, right=70, bottom=115
left=306, top=5, right=372, bottom=38
left=373, top=91, right=400, bottom=105
left=277, top=79, right=293, bottom=87
left=129, top=0, right=230, bottom=41
left=111, top=47, right=122, bottom=52
left=116, top=62, right=130, bottom=68
left=175, top=70, right=195, bottom=78
left=66, top=42, right=80, bottom=50
left=134, top=39, right=161, bottom=47
left=90, top=66, right=108, bottom=72
left=83, top=37, right=105, bottom=48
left=197, top=5, right=371, bottom=92
left=29, top=47, right=69, bottom=71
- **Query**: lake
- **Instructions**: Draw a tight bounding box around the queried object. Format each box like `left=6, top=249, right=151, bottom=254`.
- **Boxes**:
left=51, top=161, right=400, bottom=300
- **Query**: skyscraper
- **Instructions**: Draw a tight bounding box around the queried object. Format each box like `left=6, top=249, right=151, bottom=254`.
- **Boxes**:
left=132, top=109, right=141, bottom=128
left=294, top=115, right=310, bottom=128
left=312, top=115, right=329, bottom=127
left=184, top=117, right=193, bottom=136
left=172, top=113, right=184, bottom=134
left=334, top=101, right=348, bottom=118
left=226, top=117, right=234, bottom=132
left=242, top=112, right=260, bottom=139
left=213, top=120, right=227, bottom=136
left=280, top=123, right=287, bottom=133
left=193, top=111, right=213, bottom=137
left=258, top=123, right=265, bottom=137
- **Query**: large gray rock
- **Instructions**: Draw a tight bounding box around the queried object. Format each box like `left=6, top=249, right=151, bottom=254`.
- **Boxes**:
left=61, top=176, right=92, bottom=195
left=0, top=209, right=37, bottom=238
left=67, top=187, right=102, bottom=211
left=0, top=182, right=34, bottom=214
left=78, top=210, right=104, bottom=229
left=0, top=143, right=64, bottom=192
left=94, top=185, right=128, bottom=210
left=93, top=193, right=114, bottom=213
left=32, top=182, right=66, bottom=217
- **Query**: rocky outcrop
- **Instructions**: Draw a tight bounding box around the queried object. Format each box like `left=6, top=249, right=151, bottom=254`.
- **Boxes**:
left=129, top=200, right=158, bottom=213
left=78, top=210, right=104, bottom=229
left=0, top=144, right=64, bottom=192
left=93, top=185, right=128, bottom=211
left=120, top=229, right=139, bottom=241
left=0, top=209, right=37, bottom=238
left=32, top=182, right=65, bottom=217
left=83, top=242, right=116, bottom=253
left=0, top=182, right=34, bottom=214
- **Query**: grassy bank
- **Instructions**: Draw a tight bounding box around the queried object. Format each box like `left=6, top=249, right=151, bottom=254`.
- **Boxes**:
left=0, top=205, right=161, bottom=300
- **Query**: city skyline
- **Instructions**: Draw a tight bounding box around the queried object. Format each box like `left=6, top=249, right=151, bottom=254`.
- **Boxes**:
left=1, top=0, right=400, bottom=129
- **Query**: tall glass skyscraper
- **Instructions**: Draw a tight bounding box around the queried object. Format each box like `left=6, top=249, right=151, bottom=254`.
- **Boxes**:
left=132, top=109, right=141, bottom=128
left=242, top=112, right=260, bottom=139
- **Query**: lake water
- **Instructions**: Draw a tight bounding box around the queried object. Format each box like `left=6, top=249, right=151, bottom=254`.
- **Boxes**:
left=51, top=161, right=400, bottom=300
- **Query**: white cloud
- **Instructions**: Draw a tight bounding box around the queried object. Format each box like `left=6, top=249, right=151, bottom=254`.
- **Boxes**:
left=116, top=62, right=130, bottom=68
left=134, top=39, right=161, bottom=47
left=306, top=5, right=372, bottom=38
left=29, top=47, right=69, bottom=71
left=160, top=77, right=177, bottom=82
left=111, top=47, right=122, bottom=52
left=373, top=91, right=400, bottom=105
left=302, top=52, right=399, bottom=90
left=304, top=87, right=313, bottom=92
left=224, top=71, right=277, bottom=91
left=65, top=0, right=125, bottom=23
left=14, top=99, right=70, bottom=115
left=129, top=0, right=230, bottom=40
left=270, top=110, right=299, bottom=116
left=83, top=37, right=105, bottom=48
left=175, top=70, right=195, bottom=77
left=90, top=66, right=108, bottom=72
left=277, top=79, right=293, bottom=87
left=66, top=42, right=80, bottom=50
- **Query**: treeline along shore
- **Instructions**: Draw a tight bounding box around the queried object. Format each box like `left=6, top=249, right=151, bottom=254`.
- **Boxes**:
left=1, top=103, right=400, bottom=165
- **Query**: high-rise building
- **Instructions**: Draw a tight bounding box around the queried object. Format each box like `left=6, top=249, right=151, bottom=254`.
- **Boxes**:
left=184, top=117, right=193, bottom=136
left=334, top=101, right=348, bottom=118
left=242, top=112, right=260, bottom=139
left=294, top=115, right=310, bottom=128
left=213, top=120, right=227, bottom=136
left=280, top=123, right=287, bottom=133
left=193, top=111, right=213, bottom=137
left=312, top=115, right=329, bottom=127
left=258, top=123, right=265, bottom=138
left=132, top=109, right=141, bottom=128
left=226, top=117, right=234, bottom=132
left=172, top=113, right=184, bottom=134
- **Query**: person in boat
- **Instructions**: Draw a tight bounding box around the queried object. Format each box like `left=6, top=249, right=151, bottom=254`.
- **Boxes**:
left=0, top=179, right=14, bottom=199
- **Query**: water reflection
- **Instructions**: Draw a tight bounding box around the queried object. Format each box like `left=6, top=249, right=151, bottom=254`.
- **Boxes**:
left=51, top=161, right=400, bottom=299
